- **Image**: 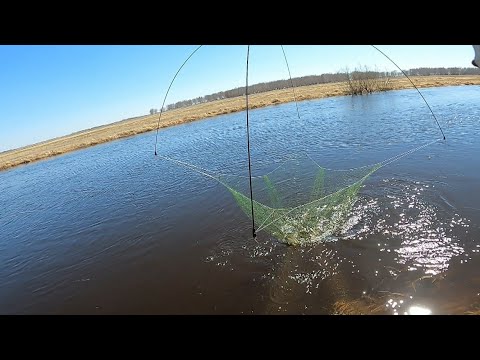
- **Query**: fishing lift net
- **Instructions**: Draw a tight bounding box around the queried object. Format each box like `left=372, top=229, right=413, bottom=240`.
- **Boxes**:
left=154, top=45, right=445, bottom=247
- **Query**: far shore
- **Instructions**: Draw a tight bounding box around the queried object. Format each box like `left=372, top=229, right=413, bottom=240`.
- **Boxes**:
left=1, top=75, right=479, bottom=172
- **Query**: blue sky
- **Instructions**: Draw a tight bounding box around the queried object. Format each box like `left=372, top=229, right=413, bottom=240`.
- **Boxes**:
left=0, top=45, right=475, bottom=152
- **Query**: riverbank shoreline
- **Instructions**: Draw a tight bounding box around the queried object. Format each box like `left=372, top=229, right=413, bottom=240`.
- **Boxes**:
left=1, top=75, right=479, bottom=172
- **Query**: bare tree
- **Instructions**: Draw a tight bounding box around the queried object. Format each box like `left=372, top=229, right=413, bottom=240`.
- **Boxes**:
left=343, top=65, right=391, bottom=95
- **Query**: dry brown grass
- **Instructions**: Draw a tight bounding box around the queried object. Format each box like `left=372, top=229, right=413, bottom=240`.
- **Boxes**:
left=1, top=75, right=479, bottom=172
left=333, top=298, right=389, bottom=315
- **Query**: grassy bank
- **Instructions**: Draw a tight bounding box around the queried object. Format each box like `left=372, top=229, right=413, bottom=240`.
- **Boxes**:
left=1, top=75, right=479, bottom=172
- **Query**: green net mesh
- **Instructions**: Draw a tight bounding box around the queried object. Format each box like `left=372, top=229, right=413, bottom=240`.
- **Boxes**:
left=218, top=155, right=381, bottom=246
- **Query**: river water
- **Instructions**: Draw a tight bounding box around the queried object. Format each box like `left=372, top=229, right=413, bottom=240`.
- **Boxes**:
left=1, top=85, right=479, bottom=314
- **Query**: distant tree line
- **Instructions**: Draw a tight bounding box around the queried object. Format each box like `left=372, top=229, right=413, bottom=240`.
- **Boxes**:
left=155, top=66, right=479, bottom=112
left=406, top=67, right=479, bottom=76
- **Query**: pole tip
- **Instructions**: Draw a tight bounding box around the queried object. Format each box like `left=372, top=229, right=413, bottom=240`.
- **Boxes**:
left=253, top=230, right=257, bottom=239
left=154, top=151, right=157, bottom=156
